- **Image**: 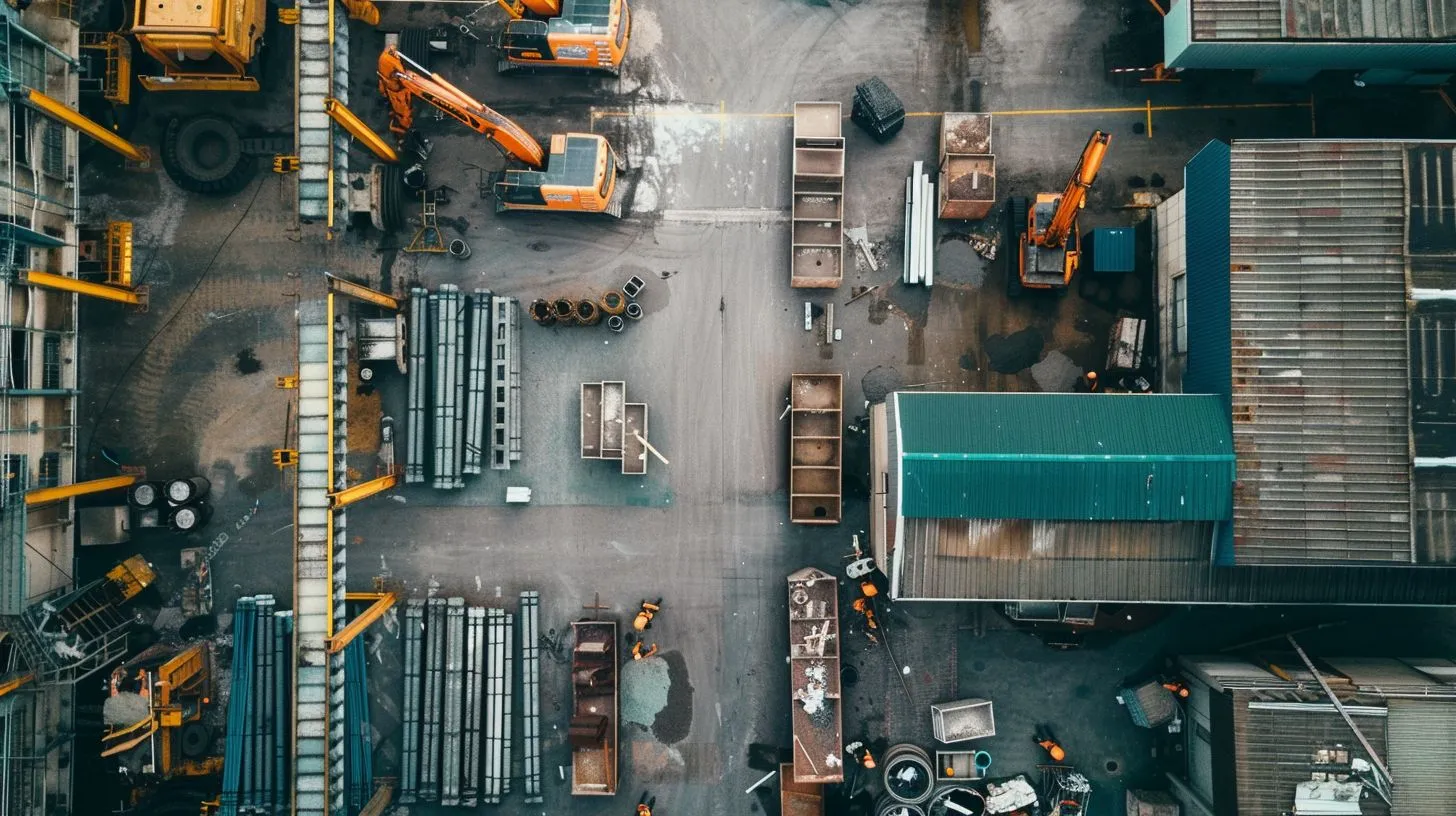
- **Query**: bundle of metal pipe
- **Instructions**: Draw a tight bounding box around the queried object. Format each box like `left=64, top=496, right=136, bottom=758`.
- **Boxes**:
left=519, top=591, right=543, bottom=803
left=430, top=287, right=466, bottom=489
left=462, top=292, right=492, bottom=475
left=345, top=637, right=373, bottom=813
left=903, top=162, right=936, bottom=287
left=490, top=297, right=523, bottom=470
left=218, top=596, right=291, bottom=816
left=405, top=289, right=429, bottom=484
left=396, top=595, right=528, bottom=808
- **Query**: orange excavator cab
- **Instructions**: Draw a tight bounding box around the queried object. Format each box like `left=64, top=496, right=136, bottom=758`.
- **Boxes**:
left=1011, top=131, right=1111, bottom=294
left=376, top=45, right=623, bottom=215
left=497, top=0, right=632, bottom=75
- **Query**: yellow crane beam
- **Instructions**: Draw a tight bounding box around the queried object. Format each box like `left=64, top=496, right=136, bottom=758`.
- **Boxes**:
left=326, top=272, right=401, bottom=311
left=328, top=472, right=398, bottom=508
left=25, top=474, right=138, bottom=506
left=23, top=270, right=146, bottom=306
left=358, top=783, right=395, bottom=816
left=339, top=0, right=382, bottom=25
left=23, top=89, right=150, bottom=164
left=0, top=673, right=34, bottom=699
left=323, top=97, right=398, bottom=164
left=326, top=591, right=399, bottom=654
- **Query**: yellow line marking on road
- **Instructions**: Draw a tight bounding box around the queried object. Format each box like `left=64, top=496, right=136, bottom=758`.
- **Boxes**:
left=1146, top=99, right=1153, bottom=138
left=590, top=100, right=1313, bottom=126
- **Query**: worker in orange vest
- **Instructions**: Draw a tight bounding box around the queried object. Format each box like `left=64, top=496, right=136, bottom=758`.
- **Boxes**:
left=635, top=791, right=657, bottom=815
left=1034, top=728, right=1067, bottom=762
left=632, top=641, right=659, bottom=660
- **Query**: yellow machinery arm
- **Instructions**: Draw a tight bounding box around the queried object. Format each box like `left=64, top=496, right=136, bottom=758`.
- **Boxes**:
left=23, top=89, right=150, bottom=164
left=324, top=97, right=398, bottom=164
left=25, top=475, right=138, bottom=506
left=376, top=46, right=546, bottom=169
left=1039, top=130, right=1111, bottom=250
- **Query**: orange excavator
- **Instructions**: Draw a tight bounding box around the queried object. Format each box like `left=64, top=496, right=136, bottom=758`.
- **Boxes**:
left=377, top=45, right=625, bottom=216
left=495, top=0, right=631, bottom=74
left=1009, top=131, right=1111, bottom=295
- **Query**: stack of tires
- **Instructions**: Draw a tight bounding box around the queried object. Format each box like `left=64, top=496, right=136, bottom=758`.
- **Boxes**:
left=128, top=476, right=214, bottom=533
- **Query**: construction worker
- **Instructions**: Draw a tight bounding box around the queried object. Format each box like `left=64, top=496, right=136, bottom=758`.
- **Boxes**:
left=633, top=599, right=662, bottom=631
left=1161, top=680, right=1191, bottom=699
left=1034, top=728, right=1068, bottom=762
left=635, top=791, right=657, bottom=816
left=851, top=596, right=881, bottom=644
left=632, top=640, right=659, bottom=660
left=845, top=740, right=876, bottom=769
left=1078, top=370, right=1101, bottom=393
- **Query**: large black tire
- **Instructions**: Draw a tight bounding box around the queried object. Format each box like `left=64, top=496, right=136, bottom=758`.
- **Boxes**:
left=161, top=116, right=257, bottom=195
left=379, top=163, right=405, bottom=232
left=398, top=28, right=430, bottom=69
left=179, top=722, right=212, bottom=758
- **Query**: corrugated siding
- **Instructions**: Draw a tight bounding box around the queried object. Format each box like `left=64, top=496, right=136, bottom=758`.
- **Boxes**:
left=1386, top=699, right=1456, bottom=814
left=1090, top=228, right=1135, bottom=273
left=1192, top=0, right=1283, bottom=39
left=1228, top=141, right=1413, bottom=565
left=893, top=516, right=1456, bottom=603
left=1181, top=141, right=1234, bottom=401
left=1166, top=39, right=1456, bottom=70
left=0, top=497, right=25, bottom=615
left=1286, top=0, right=1456, bottom=39
left=894, top=393, right=1234, bottom=521
left=1188, top=0, right=1455, bottom=41
left=1231, top=693, right=1390, bottom=816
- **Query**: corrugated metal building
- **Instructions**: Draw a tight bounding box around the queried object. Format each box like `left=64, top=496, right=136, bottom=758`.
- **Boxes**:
left=1155, top=139, right=1456, bottom=571
left=1164, top=0, right=1456, bottom=83
left=873, top=392, right=1256, bottom=602
left=1172, top=654, right=1456, bottom=816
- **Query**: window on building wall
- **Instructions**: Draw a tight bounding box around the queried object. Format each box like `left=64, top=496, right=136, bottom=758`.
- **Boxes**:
left=41, top=334, right=60, bottom=390
left=37, top=452, right=59, bottom=489
left=11, top=105, right=30, bottom=167
left=1173, top=272, right=1188, bottom=354
left=41, top=121, right=63, bottom=177
left=8, top=330, right=28, bottom=388
left=1, top=454, right=25, bottom=506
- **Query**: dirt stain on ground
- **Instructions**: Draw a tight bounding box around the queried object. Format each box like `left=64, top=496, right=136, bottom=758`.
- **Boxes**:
left=984, top=328, right=1044, bottom=374
left=235, top=348, right=262, bottom=375
left=652, top=651, right=694, bottom=744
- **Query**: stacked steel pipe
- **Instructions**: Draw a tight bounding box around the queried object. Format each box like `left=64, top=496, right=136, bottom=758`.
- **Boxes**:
left=218, top=595, right=292, bottom=816
left=399, top=594, right=539, bottom=807
left=404, top=288, right=522, bottom=485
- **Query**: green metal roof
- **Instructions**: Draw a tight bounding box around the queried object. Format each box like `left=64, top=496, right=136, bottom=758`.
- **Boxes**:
left=894, top=392, right=1234, bottom=522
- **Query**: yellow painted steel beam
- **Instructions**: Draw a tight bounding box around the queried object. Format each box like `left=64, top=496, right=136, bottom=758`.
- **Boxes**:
left=328, top=472, right=398, bottom=508
left=24, top=89, right=150, bottom=164
left=26, top=474, right=138, bottom=505
left=339, top=0, right=381, bottom=25
left=326, top=591, right=398, bottom=653
left=23, top=270, right=145, bottom=306
left=358, top=783, right=394, bottom=816
left=0, top=673, right=34, bottom=699
left=323, top=98, right=398, bottom=163
left=326, top=272, right=401, bottom=310
left=137, top=76, right=260, bottom=93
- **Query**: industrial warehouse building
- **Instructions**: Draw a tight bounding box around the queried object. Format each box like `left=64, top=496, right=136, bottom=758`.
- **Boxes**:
left=1163, top=0, right=1456, bottom=84
left=1169, top=654, right=1456, bottom=816
left=871, top=139, right=1456, bottom=607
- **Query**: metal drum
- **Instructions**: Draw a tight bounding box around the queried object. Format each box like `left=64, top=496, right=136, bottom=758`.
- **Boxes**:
left=166, top=476, right=211, bottom=504
left=884, top=744, right=935, bottom=805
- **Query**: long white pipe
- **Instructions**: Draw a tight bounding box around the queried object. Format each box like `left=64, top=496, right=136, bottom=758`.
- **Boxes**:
left=922, top=173, right=934, bottom=288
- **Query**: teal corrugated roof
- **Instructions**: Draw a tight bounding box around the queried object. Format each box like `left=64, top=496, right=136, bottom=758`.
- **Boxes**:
left=894, top=393, right=1234, bottom=522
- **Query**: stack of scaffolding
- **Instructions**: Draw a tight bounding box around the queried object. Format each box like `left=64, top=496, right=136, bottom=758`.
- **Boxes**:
left=219, top=595, right=294, bottom=816
left=405, top=287, right=522, bottom=489
left=399, top=592, right=542, bottom=806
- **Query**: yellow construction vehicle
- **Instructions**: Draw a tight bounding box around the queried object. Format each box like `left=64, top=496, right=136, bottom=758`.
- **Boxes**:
left=1009, top=131, right=1112, bottom=294
left=496, top=0, right=631, bottom=74
left=127, top=0, right=269, bottom=92
left=377, top=45, right=625, bottom=215
left=102, top=643, right=223, bottom=796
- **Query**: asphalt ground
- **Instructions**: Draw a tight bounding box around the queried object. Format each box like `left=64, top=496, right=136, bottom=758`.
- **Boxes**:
left=68, top=0, right=1456, bottom=813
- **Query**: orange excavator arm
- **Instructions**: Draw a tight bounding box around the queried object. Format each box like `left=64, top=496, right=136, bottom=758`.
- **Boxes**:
left=1040, top=131, right=1111, bottom=249
left=376, top=45, right=546, bottom=169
